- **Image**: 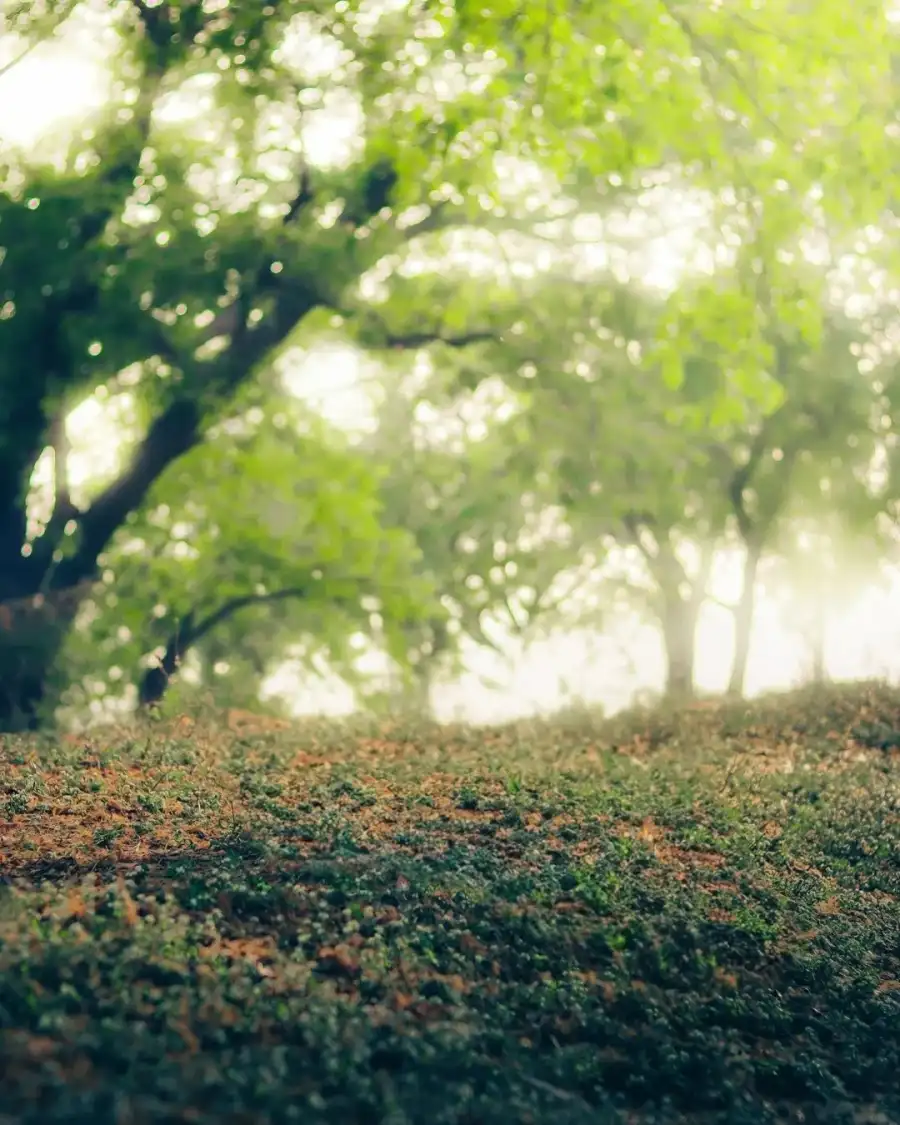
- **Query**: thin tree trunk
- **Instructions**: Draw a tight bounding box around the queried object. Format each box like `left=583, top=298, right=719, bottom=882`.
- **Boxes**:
left=137, top=585, right=338, bottom=709
left=727, top=541, right=763, bottom=697
left=808, top=589, right=827, bottom=685
left=810, top=626, right=827, bottom=685
left=391, top=618, right=449, bottom=716
left=657, top=539, right=715, bottom=703
left=399, top=668, right=433, bottom=716
left=662, top=597, right=699, bottom=701
left=138, top=611, right=197, bottom=708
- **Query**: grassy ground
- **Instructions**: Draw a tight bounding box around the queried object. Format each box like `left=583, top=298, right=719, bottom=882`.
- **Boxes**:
left=0, top=681, right=898, bottom=1125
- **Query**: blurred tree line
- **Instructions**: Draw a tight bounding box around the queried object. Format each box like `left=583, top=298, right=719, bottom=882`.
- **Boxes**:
left=1, top=0, right=899, bottom=730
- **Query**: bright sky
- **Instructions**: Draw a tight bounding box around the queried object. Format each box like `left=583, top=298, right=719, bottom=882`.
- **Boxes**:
left=4, top=3, right=900, bottom=725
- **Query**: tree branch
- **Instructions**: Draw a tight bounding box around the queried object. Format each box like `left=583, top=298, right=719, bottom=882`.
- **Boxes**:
left=51, top=398, right=202, bottom=591
left=458, top=609, right=508, bottom=658
left=139, top=587, right=315, bottom=707
left=383, top=329, right=500, bottom=351
left=49, top=170, right=326, bottom=591
left=6, top=44, right=165, bottom=595
left=131, top=0, right=205, bottom=59
left=531, top=566, right=596, bottom=624
left=0, top=0, right=80, bottom=81
left=622, top=512, right=658, bottom=562
left=338, top=160, right=398, bottom=228
left=166, top=173, right=317, bottom=365
left=657, top=0, right=790, bottom=147
left=727, top=402, right=789, bottom=541
left=138, top=570, right=388, bottom=707
left=138, top=608, right=196, bottom=708
left=503, top=593, right=526, bottom=634
left=49, top=414, right=77, bottom=524
left=52, top=287, right=318, bottom=588
left=395, top=199, right=588, bottom=245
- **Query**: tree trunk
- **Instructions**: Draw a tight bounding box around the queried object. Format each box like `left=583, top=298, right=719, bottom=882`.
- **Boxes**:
left=400, top=669, right=434, bottom=716
left=394, top=628, right=446, bottom=716
left=0, top=665, right=46, bottom=731
left=654, top=539, right=714, bottom=704
left=139, top=661, right=176, bottom=710
left=807, top=594, right=828, bottom=685
left=138, top=610, right=197, bottom=709
left=0, top=583, right=94, bottom=729
left=810, top=627, right=827, bottom=685
left=661, top=596, right=699, bottom=701
left=136, top=587, right=324, bottom=711
left=727, top=541, right=763, bottom=698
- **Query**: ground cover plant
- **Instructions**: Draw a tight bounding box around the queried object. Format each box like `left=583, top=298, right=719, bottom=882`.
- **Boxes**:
left=0, top=682, right=898, bottom=1125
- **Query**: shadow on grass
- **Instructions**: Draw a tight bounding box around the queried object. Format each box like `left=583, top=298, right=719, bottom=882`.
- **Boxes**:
left=1, top=683, right=899, bottom=1124
left=2, top=825, right=898, bottom=1125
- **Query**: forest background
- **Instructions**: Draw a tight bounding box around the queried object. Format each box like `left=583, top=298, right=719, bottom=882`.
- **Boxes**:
left=2, top=0, right=900, bottom=731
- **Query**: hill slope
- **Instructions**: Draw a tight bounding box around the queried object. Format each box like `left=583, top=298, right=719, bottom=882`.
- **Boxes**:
left=1, top=683, right=898, bottom=1124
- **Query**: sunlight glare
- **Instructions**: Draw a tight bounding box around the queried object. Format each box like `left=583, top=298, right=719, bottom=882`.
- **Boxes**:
left=301, top=90, right=365, bottom=169
left=0, top=6, right=113, bottom=150
left=279, top=345, right=379, bottom=436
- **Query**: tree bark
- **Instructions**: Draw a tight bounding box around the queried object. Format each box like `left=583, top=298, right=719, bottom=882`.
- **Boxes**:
left=0, top=582, right=95, bottom=729
left=0, top=165, right=403, bottom=728
left=727, top=540, right=763, bottom=698
left=661, top=595, right=699, bottom=701
left=622, top=516, right=713, bottom=705
left=657, top=544, right=715, bottom=703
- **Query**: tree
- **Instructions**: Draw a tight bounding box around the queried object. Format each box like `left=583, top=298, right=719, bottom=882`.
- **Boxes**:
left=714, top=312, right=886, bottom=695
left=50, top=387, right=430, bottom=721
left=1, top=0, right=893, bottom=727
left=369, top=250, right=897, bottom=702
left=354, top=357, right=585, bottom=713
left=762, top=517, right=890, bottom=687
left=361, top=265, right=725, bottom=700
